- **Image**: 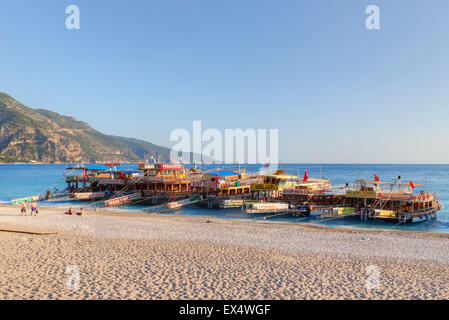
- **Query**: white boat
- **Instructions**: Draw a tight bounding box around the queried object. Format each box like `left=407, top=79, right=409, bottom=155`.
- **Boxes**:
left=219, top=199, right=244, bottom=208
left=242, top=201, right=289, bottom=213
left=73, top=192, right=106, bottom=200
left=11, top=195, right=39, bottom=205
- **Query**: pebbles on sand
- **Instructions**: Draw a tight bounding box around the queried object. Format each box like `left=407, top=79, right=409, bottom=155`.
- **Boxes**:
left=1, top=205, right=449, bottom=300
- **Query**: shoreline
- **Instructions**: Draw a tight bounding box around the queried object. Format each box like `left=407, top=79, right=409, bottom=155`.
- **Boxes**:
left=1, top=204, right=449, bottom=299
left=0, top=162, right=140, bottom=165
left=2, top=162, right=449, bottom=165
left=2, top=204, right=449, bottom=239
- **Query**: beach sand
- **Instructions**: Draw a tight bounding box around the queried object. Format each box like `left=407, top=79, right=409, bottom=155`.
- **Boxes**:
left=1, top=205, right=449, bottom=300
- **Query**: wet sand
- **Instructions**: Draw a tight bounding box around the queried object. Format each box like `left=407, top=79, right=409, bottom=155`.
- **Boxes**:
left=1, top=205, right=449, bottom=299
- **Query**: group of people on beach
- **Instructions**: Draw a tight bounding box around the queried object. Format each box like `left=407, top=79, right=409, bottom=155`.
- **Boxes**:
left=65, top=207, right=84, bottom=216
left=20, top=201, right=38, bottom=216
left=19, top=202, right=84, bottom=217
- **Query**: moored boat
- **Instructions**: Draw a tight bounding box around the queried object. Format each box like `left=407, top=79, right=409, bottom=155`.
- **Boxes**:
left=346, top=179, right=442, bottom=223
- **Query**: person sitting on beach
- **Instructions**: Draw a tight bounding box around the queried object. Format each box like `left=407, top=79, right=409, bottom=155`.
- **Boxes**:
left=77, top=208, right=84, bottom=216
left=31, top=201, right=38, bottom=216
left=20, top=201, right=27, bottom=216
left=65, top=207, right=74, bottom=215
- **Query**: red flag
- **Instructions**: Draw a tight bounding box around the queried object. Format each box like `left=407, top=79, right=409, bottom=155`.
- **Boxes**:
left=410, top=181, right=415, bottom=189
left=265, top=162, right=269, bottom=167
left=373, top=174, right=379, bottom=182
left=215, top=174, right=219, bottom=185
left=83, top=170, right=87, bottom=184
left=303, top=170, right=308, bottom=182
left=119, top=170, right=124, bottom=179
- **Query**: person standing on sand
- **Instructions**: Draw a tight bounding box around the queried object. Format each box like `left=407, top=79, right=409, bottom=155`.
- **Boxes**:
left=31, top=201, right=37, bottom=216
left=20, top=201, right=27, bottom=216
left=77, top=208, right=84, bottom=216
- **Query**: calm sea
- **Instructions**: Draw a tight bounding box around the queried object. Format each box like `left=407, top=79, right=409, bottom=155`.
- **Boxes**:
left=1, top=163, right=448, bottom=233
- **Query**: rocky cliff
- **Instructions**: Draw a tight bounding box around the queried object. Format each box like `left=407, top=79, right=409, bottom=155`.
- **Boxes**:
left=0, top=92, right=170, bottom=163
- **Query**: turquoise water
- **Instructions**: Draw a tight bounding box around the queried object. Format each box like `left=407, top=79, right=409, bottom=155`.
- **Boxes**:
left=1, top=163, right=448, bottom=233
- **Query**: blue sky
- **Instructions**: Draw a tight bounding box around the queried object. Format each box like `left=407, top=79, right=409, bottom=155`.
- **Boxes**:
left=1, top=0, right=448, bottom=163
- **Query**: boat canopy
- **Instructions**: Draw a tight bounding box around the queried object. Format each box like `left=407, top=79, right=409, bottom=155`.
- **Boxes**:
left=357, top=180, right=422, bottom=186
left=208, top=170, right=240, bottom=177
left=265, top=174, right=299, bottom=180
left=66, top=165, right=136, bottom=172
left=111, top=170, right=141, bottom=174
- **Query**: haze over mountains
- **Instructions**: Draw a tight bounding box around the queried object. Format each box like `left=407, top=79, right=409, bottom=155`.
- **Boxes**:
left=0, top=92, right=170, bottom=163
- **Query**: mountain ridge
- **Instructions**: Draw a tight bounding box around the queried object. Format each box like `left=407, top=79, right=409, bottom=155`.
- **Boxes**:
left=0, top=92, right=171, bottom=164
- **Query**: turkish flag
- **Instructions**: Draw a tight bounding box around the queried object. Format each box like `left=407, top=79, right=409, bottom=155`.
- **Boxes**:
left=265, top=162, right=269, bottom=167
left=215, top=174, right=219, bottom=185
left=83, top=170, right=86, bottom=184
left=410, top=181, right=415, bottom=189
left=373, top=174, right=379, bottom=182
left=119, top=170, right=124, bottom=179
left=303, top=170, right=308, bottom=182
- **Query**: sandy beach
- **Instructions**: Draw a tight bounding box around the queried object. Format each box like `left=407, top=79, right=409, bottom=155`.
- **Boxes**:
left=1, top=204, right=449, bottom=300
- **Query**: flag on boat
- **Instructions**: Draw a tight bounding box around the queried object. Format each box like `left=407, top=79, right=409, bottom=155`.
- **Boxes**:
left=373, top=174, right=379, bottom=182
left=265, top=162, right=269, bottom=167
left=119, top=170, right=124, bottom=179
left=215, top=174, right=219, bottom=185
left=410, top=181, right=415, bottom=189
left=83, top=170, right=87, bottom=184
left=303, top=170, right=308, bottom=182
